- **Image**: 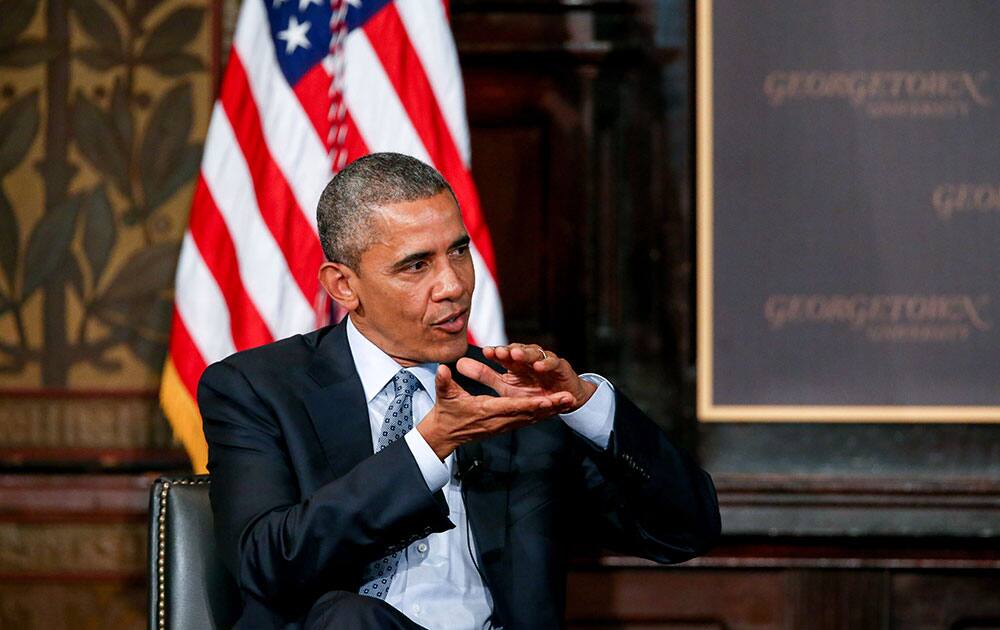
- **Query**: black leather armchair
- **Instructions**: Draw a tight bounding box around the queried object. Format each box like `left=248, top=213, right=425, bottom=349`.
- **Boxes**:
left=148, top=475, right=242, bottom=629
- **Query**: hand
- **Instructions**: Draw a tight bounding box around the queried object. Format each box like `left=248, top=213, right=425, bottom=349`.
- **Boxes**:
left=460, top=343, right=598, bottom=413
left=417, top=364, right=576, bottom=460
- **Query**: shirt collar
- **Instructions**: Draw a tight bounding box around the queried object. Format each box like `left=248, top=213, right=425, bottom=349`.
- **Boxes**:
left=345, top=316, right=438, bottom=402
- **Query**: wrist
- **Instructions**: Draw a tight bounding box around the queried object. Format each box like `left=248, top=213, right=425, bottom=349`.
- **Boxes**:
left=572, top=378, right=599, bottom=411
left=417, top=411, right=456, bottom=460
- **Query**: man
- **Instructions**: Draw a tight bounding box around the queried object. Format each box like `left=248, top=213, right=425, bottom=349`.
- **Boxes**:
left=199, top=153, right=720, bottom=629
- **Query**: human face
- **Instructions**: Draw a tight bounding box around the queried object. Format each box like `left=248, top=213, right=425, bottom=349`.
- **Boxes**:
left=349, top=191, right=475, bottom=366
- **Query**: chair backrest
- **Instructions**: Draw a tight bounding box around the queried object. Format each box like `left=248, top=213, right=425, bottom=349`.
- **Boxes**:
left=148, top=475, right=242, bottom=630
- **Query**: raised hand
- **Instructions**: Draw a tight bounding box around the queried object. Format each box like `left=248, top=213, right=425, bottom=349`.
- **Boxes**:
left=457, top=343, right=597, bottom=413
left=417, top=364, right=576, bottom=460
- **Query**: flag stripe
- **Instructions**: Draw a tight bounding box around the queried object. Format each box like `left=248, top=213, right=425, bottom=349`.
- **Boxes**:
left=188, top=175, right=275, bottom=349
left=220, top=52, right=324, bottom=304
left=343, top=28, right=433, bottom=164
left=293, top=63, right=334, bottom=151
left=364, top=5, right=462, bottom=177
left=201, top=105, right=317, bottom=339
left=352, top=14, right=498, bottom=276
left=394, top=0, right=470, bottom=164
left=341, top=110, right=371, bottom=165
left=234, top=0, right=330, bottom=232
left=174, top=233, right=238, bottom=365
left=167, top=312, right=209, bottom=397
left=469, top=246, right=506, bottom=345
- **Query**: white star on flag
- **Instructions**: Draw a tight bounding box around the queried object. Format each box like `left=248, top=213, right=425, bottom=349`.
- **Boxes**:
left=298, top=0, right=322, bottom=12
left=276, top=15, right=311, bottom=54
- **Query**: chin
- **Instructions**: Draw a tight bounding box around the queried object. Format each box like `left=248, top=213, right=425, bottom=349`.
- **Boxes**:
left=434, top=337, right=469, bottom=364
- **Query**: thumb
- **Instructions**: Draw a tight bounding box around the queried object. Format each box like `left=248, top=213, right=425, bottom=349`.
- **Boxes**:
left=435, top=364, right=468, bottom=400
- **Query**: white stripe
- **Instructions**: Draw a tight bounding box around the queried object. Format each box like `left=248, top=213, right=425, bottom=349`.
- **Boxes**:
left=394, top=0, right=471, bottom=166
left=201, top=104, right=317, bottom=339
left=343, top=29, right=432, bottom=162
left=174, top=233, right=237, bottom=362
left=233, top=0, right=329, bottom=233
left=469, top=244, right=507, bottom=346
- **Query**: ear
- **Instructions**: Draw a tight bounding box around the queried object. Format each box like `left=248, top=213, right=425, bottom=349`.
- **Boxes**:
left=318, top=261, right=360, bottom=312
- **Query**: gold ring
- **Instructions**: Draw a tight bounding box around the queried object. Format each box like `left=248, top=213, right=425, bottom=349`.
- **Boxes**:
left=539, top=350, right=549, bottom=361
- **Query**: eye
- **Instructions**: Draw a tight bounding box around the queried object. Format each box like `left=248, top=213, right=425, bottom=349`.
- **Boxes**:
left=449, top=244, right=470, bottom=258
left=404, top=259, right=428, bottom=273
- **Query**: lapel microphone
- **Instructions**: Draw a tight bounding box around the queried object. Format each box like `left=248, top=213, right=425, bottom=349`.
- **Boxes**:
left=455, top=444, right=484, bottom=481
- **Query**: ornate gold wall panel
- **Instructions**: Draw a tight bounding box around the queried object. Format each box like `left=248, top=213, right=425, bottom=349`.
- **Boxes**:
left=0, top=0, right=213, bottom=393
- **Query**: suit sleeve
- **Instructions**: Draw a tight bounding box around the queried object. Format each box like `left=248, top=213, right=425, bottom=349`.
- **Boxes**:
left=572, top=389, right=721, bottom=563
left=198, top=360, right=453, bottom=611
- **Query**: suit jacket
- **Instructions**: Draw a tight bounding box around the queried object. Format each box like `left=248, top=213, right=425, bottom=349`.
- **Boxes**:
left=198, top=322, right=721, bottom=629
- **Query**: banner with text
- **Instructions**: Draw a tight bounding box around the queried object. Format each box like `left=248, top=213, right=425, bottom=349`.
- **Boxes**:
left=696, top=0, right=1000, bottom=421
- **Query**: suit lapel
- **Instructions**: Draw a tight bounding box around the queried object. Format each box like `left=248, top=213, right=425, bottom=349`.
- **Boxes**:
left=304, top=323, right=374, bottom=481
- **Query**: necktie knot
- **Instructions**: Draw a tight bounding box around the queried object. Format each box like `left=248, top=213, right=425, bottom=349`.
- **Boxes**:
left=392, top=369, right=420, bottom=399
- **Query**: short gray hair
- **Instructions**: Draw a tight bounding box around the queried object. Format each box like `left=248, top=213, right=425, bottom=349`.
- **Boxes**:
left=317, top=152, right=456, bottom=269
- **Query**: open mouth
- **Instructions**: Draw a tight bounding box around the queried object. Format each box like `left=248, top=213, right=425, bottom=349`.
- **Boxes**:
left=432, top=309, right=468, bottom=334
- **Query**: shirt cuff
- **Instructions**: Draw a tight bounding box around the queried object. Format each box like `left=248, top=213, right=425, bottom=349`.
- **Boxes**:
left=559, top=373, right=615, bottom=450
left=404, top=429, right=450, bottom=492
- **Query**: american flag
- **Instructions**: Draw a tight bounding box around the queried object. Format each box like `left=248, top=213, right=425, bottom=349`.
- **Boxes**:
left=160, top=0, right=506, bottom=472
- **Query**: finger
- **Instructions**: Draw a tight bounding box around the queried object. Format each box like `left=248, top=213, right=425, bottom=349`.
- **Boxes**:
left=489, top=344, right=546, bottom=373
left=510, top=343, right=548, bottom=365
left=435, top=364, right=469, bottom=400
left=480, top=397, right=551, bottom=421
left=456, top=357, right=511, bottom=395
left=480, top=392, right=574, bottom=419
left=532, top=352, right=562, bottom=372
left=490, top=344, right=511, bottom=364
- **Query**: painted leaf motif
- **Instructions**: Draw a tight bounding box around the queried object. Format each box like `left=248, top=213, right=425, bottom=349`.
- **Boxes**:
left=22, top=195, right=82, bottom=299
left=75, top=46, right=124, bottom=71
left=145, top=143, right=201, bottom=211
left=97, top=242, right=179, bottom=304
left=82, top=186, right=117, bottom=282
left=0, top=90, right=39, bottom=175
left=138, top=6, right=204, bottom=60
left=97, top=293, right=172, bottom=337
left=139, top=84, right=193, bottom=212
left=70, top=0, right=123, bottom=56
left=0, top=0, right=37, bottom=47
left=132, top=0, right=161, bottom=27
left=0, top=39, right=59, bottom=67
left=146, top=52, right=203, bottom=77
left=129, top=334, right=168, bottom=371
left=0, top=189, right=19, bottom=290
left=73, top=90, right=129, bottom=194
left=62, top=250, right=86, bottom=299
left=109, top=78, right=133, bottom=155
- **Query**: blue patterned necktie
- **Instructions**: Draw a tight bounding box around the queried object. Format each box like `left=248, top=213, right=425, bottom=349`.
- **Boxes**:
left=359, top=369, right=420, bottom=599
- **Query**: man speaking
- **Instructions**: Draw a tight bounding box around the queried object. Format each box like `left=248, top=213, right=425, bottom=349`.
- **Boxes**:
left=198, top=153, right=720, bottom=629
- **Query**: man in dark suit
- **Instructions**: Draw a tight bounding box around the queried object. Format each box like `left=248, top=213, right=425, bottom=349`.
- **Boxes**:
left=199, top=153, right=720, bottom=629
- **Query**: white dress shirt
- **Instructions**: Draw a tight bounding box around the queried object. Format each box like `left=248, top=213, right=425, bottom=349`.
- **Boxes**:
left=345, top=317, right=616, bottom=629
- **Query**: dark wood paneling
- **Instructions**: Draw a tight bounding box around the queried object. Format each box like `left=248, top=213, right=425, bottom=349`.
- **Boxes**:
left=2, top=475, right=996, bottom=628
left=892, top=572, right=1000, bottom=630
left=567, top=568, right=786, bottom=630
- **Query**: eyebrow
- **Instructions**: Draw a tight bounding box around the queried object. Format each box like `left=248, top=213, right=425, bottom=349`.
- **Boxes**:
left=392, top=235, right=471, bottom=270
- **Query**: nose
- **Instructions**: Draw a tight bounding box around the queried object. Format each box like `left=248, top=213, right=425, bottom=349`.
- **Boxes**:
left=431, top=260, right=467, bottom=302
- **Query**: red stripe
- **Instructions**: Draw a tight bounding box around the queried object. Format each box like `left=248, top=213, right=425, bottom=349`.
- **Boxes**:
left=219, top=52, right=323, bottom=304
left=342, top=110, right=370, bottom=166
left=188, top=175, right=275, bottom=351
left=293, top=63, right=334, bottom=153
left=168, top=311, right=208, bottom=398
left=363, top=5, right=498, bottom=276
